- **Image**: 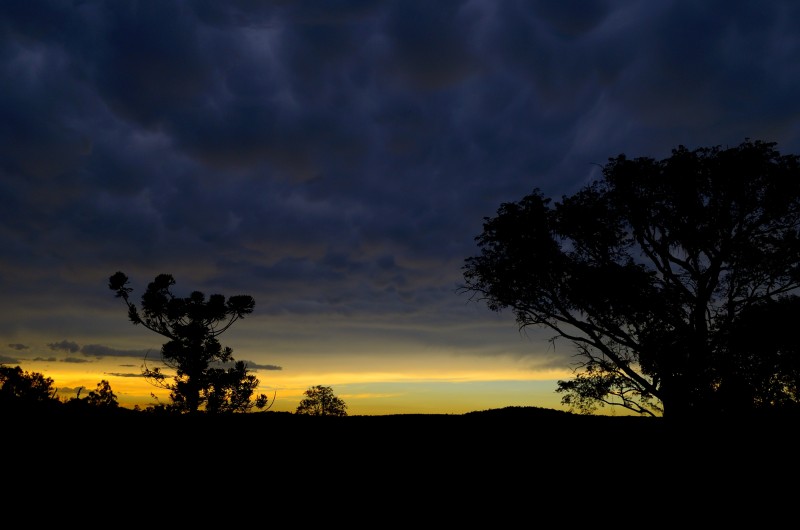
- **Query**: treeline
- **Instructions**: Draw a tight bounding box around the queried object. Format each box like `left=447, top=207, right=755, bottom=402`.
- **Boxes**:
left=0, top=364, right=351, bottom=417
left=0, top=364, right=146, bottom=416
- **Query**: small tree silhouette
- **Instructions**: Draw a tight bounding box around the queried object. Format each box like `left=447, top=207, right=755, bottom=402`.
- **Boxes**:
left=85, top=380, right=119, bottom=408
left=64, top=380, right=120, bottom=410
left=296, top=385, right=348, bottom=416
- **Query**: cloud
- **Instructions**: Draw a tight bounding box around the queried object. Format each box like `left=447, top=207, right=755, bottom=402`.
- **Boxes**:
left=80, top=344, right=151, bottom=359
left=0, top=354, right=20, bottom=364
left=211, top=360, right=283, bottom=371
left=2, top=0, right=800, bottom=415
left=241, top=361, right=283, bottom=371
left=63, top=357, right=92, bottom=364
left=42, top=342, right=149, bottom=360
left=48, top=340, right=80, bottom=353
left=58, top=386, right=87, bottom=398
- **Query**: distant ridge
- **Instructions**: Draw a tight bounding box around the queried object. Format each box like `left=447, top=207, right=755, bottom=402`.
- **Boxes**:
left=463, top=405, right=575, bottom=418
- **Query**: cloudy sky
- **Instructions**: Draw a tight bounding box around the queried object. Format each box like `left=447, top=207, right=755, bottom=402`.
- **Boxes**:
left=2, top=0, right=799, bottom=415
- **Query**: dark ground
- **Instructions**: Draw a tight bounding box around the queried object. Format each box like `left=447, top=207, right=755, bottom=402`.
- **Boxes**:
left=5, top=405, right=798, bottom=521
left=7, top=404, right=796, bottom=462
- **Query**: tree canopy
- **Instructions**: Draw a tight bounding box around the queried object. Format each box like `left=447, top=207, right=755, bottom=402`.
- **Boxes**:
left=1, top=365, right=128, bottom=415
left=295, top=385, right=348, bottom=416
left=65, top=380, right=120, bottom=410
left=0, top=365, right=58, bottom=407
left=462, top=139, right=800, bottom=418
left=109, top=272, right=271, bottom=414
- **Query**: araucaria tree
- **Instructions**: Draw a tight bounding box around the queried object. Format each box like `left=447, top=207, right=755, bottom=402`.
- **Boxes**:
left=295, top=385, right=348, bottom=416
left=109, top=272, right=270, bottom=414
left=462, top=139, right=800, bottom=419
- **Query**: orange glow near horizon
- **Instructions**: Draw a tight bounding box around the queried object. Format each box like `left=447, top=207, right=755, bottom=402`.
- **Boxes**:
left=19, top=358, right=575, bottom=415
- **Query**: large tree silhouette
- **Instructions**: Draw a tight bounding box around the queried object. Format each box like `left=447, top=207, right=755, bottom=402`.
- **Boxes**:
left=109, top=272, right=270, bottom=414
left=462, top=139, right=800, bottom=418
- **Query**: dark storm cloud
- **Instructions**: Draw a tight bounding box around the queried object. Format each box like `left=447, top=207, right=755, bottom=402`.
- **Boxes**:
left=1, top=0, right=800, bottom=365
left=383, top=1, right=482, bottom=90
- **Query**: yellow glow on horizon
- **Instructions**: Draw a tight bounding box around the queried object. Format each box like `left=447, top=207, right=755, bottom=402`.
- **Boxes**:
left=12, top=343, right=576, bottom=415
left=25, top=365, right=571, bottom=415
left=263, top=368, right=574, bottom=387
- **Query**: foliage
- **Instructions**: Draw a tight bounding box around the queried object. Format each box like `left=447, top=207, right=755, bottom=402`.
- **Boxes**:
left=1, top=365, right=127, bottom=415
left=109, top=271, right=271, bottom=414
left=716, top=296, right=800, bottom=412
left=86, top=380, right=119, bottom=408
left=65, top=380, right=120, bottom=409
left=0, top=365, right=58, bottom=406
left=462, top=139, right=800, bottom=418
left=295, top=385, right=348, bottom=416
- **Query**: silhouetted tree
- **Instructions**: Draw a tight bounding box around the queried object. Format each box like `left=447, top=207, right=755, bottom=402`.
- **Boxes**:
left=64, top=379, right=120, bottom=411
left=82, top=380, right=119, bottom=408
left=462, top=139, right=800, bottom=418
left=0, top=365, right=58, bottom=407
left=108, top=272, right=270, bottom=414
left=715, top=296, right=800, bottom=413
left=204, top=360, right=271, bottom=413
left=296, top=385, right=348, bottom=416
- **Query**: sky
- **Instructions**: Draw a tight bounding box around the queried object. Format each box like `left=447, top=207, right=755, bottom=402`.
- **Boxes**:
left=2, top=0, right=800, bottom=416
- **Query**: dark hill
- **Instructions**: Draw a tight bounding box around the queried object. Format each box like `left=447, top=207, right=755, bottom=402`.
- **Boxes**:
left=5, top=402, right=798, bottom=506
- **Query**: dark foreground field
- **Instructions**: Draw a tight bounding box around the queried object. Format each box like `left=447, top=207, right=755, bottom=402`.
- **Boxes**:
left=5, top=405, right=798, bottom=521
left=7, top=404, right=797, bottom=462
